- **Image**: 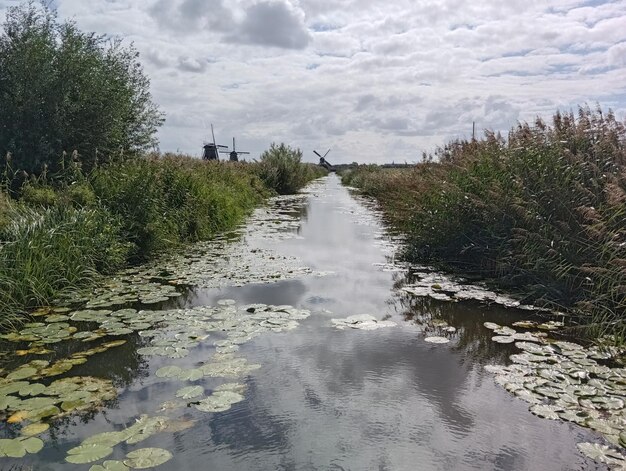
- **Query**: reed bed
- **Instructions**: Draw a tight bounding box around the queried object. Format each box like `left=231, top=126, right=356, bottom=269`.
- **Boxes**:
left=342, top=106, right=626, bottom=342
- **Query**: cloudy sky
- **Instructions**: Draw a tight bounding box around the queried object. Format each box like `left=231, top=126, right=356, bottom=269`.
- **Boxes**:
left=1, top=0, right=626, bottom=163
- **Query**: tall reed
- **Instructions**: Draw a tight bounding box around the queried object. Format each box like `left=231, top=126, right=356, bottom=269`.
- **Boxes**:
left=343, top=106, right=626, bottom=341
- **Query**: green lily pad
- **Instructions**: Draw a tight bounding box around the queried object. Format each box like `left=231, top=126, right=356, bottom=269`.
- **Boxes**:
left=89, top=460, right=129, bottom=471
left=178, top=368, right=204, bottom=381
left=21, top=422, right=50, bottom=436
left=82, top=431, right=128, bottom=448
left=66, top=444, right=114, bottom=464
left=529, top=404, right=561, bottom=419
left=175, top=386, right=204, bottom=399
left=7, top=367, right=38, bottom=381
left=576, top=442, right=625, bottom=464
left=0, top=438, right=26, bottom=457
left=18, top=383, right=47, bottom=396
left=21, top=437, right=44, bottom=454
left=124, top=447, right=173, bottom=469
left=155, top=366, right=182, bottom=378
left=0, top=395, right=22, bottom=410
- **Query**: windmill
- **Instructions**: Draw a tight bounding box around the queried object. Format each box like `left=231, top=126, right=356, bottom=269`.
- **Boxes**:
left=314, top=149, right=333, bottom=171
left=202, top=124, right=229, bottom=161
left=229, top=137, right=250, bottom=162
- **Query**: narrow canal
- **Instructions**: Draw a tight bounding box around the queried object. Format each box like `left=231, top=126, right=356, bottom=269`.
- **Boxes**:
left=0, top=175, right=607, bottom=470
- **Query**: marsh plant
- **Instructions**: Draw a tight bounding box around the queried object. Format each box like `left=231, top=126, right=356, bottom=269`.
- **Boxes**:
left=342, top=106, right=626, bottom=341
left=0, top=151, right=324, bottom=328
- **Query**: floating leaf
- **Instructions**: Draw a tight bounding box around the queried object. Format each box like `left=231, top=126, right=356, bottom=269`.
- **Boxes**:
left=21, top=437, right=44, bottom=454
left=576, top=442, right=625, bottom=464
left=155, top=366, right=182, bottom=378
left=178, top=368, right=204, bottom=381
left=529, top=404, right=561, bottom=420
left=21, top=422, right=50, bottom=436
left=7, top=410, right=29, bottom=423
left=124, top=447, right=172, bottom=469
left=66, top=444, right=114, bottom=464
left=175, top=386, right=203, bottom=399
left=0, top=438, right=26, bottom=457
left=492, top=336, right=515, bottom=344
left=7, top=367, right=38, bottom=381
left=82, top=431, right=128, bottom=448
left=89, top=461, right=130, bottom=471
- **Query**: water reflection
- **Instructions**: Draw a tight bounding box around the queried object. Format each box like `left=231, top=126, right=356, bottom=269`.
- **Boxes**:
left=0, top=175, right=603, bottom=470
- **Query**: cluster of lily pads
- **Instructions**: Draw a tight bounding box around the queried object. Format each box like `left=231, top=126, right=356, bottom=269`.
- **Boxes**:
left=331, top=314, right=397, bottom=331
left=483, top=324, right=626, bottom=468
left=402, top=272, right=540, bottom=310
left=54, top=301, right=313, bottom=468
left=0, top=374, right=116, bottom=426
left=64, top=414, right=183, bottom=468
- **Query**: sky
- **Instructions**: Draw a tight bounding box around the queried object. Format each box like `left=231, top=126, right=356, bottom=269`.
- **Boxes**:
left=1, top=0, right=626, bottom=163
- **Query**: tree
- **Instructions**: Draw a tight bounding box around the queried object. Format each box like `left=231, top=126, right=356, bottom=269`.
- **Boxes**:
left=0, top=2, right=164, bottom=174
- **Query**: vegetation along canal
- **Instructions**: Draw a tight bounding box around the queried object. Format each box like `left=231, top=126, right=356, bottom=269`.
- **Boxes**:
left=0, top=175, right=622, bottom=470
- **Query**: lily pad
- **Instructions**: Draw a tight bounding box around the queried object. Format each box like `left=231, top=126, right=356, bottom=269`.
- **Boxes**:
left=124, top=447, right=173, bottom=469
left=155, top=365, right=182, bottom=378
left=89, top=461, right=130, bottom=471
left=175, top=386, right=204, bottom=399
left=21, top=422, right=50, bottom=436
left=529, top=404, right=561, bottom=420
left=576, top=442, right=625, bottom=464
left=66, top=444, right=114, bottom=464
left=21, top=437, right=44, bottom=454
left=0, top=439, right=26, bottom=457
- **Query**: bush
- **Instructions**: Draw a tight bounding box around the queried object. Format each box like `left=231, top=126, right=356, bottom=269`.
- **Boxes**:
left=0, top=2, right=163, bottom=174
left=256, top=143, right=326, bottom=194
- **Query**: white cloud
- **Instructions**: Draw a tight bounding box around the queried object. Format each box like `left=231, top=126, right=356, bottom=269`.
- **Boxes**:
left=0, top=0, right=625, bottom=163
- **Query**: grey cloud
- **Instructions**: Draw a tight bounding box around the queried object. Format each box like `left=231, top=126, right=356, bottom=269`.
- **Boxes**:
left=178, top=56, right=209, bottom=73
left=149, top=0, right=235, bottom=33
left=227, top=1, right=311, bottom=49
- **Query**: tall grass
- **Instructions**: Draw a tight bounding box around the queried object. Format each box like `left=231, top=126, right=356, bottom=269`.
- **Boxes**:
left=0, top=149, right=325, bottom=327
left=0, top=204, right=129, bottom=329
left=343, top=106, right=626, bottom=341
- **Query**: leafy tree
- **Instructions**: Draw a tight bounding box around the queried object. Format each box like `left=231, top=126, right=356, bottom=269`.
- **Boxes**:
left=0, top=2, right=164, bottom=174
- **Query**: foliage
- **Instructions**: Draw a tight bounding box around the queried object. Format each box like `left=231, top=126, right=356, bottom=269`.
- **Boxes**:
left=343, top=106, right=626, bottom=340
left=256, top=143, right=327, bottom=194
left=0, top=2, right=163, bottom=175
left=0, top=203, right=130, bottom=329
left=89, top=155, right=269, bottom=260
left=0, top=146, right=321, bottom=325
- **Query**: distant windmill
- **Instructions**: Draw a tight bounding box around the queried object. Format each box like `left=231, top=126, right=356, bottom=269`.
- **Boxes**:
left=202, top=124, right=229, bottom=161
left=229, top=137, right=250, bottom=162
left=314, top=149, right=333, bottom=171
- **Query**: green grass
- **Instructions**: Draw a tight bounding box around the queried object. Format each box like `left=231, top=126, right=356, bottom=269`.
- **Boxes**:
left=0, top=148, right=325, bottom=328
left=342, top=106, right=626, bottom=342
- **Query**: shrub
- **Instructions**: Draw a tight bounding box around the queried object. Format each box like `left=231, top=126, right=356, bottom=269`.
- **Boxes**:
left=0, top=2, right=163, bottom=174
left=256, top=143, right=326, bottom=194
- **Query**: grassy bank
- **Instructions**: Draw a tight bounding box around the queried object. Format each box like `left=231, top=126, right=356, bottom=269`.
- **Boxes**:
left=342, top=106, right=626, bottom=341
left=0, top=149, right=326, bottom=328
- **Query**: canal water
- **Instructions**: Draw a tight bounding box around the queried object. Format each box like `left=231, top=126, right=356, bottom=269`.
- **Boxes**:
left=0, top=174, right=603, bottom=470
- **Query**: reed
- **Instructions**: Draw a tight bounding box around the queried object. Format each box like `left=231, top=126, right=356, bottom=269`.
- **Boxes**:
left=343, top=106, right=626, bottom=342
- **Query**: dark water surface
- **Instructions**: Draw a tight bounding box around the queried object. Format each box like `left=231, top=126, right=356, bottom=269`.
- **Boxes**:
left=2, top=175, right=603, bottom=470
